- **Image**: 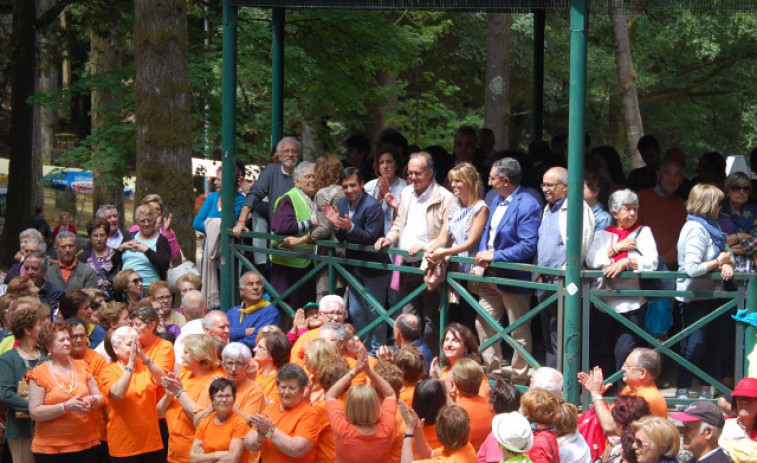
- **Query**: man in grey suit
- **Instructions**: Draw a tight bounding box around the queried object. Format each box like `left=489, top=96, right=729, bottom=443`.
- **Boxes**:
left=45, top=231, right=98, bottom=291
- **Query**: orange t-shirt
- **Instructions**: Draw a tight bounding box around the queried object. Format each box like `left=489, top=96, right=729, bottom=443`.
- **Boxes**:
left=325, top=397, right=397, bottom=463
left=261, top=400, right=319, bottom=463
left=440, top=366, right=490, bottom=398
left=100, top=362, right=164, bottom=457
left=290, top=328, right=320, bottom=367
left=419, top=442, right=477, bottom=463
left=619, top=384, right=668, bottom=418
left=399, top=384, right=416, bottom=406
left=255, top=370, right=280, bottom=404
left=144, top=336, right=176, bottom=400
left=76, top=348, right=108, bottom=442
left=29, top=359, right=100, bottom=454
left=166, top=366, right=225, bottom=463
left=388, top=408, right=406, bottom=463
left=414, top=424, right=442, bottom=459
left=195, top=412, right=249, bottom=461
left=456, top=395, right=491, bottom=451
left=314, top=400, right=335, bottom=463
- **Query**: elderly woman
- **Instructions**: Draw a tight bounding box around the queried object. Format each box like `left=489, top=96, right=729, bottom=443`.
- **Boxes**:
left=602, top=395, right=652, bottom=462
left=119, top=204, right=171, bottom=288
left=113, top=269, right=143, bottom=304
left=101, top=326, right=165, bottom=461
left=253, top=331, right=291, bottom=404
left=273, top=161, right=317, bottom=310
left=190, top=378, right=249, bottom=463
left=521, top=388, right=561, bottom=463
left=324, top=345, right=397, bottom=463
left=175, top=274, right=202, bottom=309
left=129, top=306, right=174, bottom=374
left=718, top=171, right=757, bottom=272
left=0, top=300, right=48, bottom=463
left=244, top=364, right=319, bottom=463
left=630, top=416, right=680, bottom=463
left=28, top=321, right=103, bottom=462
left=304, top=337, right=339, bottom=405
left=586, top=189, right=659, bottom=371
left=400, top=404, right=477, bottom=463
left=129, top=194, right=180, bottom=260
left=52, top=212, right=77, bottom=243
left=676, top=184, right=734, bottom=400
left=158, top=334, right=223, bottom=463
left=147, top=281, right=186, bottom=336
left=59, top=290, right=106, bottom=348
left=79, top=217, right=120, bottom=300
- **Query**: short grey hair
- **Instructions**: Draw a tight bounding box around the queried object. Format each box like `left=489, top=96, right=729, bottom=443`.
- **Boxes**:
left=202, top=310, right=227, bottom=330
left=493, top=158, right=522, bottom=186
left=95, top=204, right=117, bottom=219
left=608, top=189, right=639, bottom=214
left=55, top=230, right=77, bottom=247
left=182, top=290, right=208, bottom=319
left=276, top=136, right=301, bottom=156
left=320, top=322, right=348, bottom=341
left=319, top=294, right=345, bottom=312
left=293, top=161, right=315, bottom=181
left=409, top=152, right=434, bottom=172
left=25, top=250, right=48, bottom=273
left=19, top=228, right=44, bottom=245
left=238, top=270, right=261, bottom=287
left=222, top=342, right=252, bottom=363
left=110, top=326, right=138, bottom=352
left=530, top=367, right=564, bottom=398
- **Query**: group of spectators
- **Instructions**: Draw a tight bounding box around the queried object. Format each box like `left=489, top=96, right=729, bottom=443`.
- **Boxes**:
left=1, top=126, right=757, bottom=463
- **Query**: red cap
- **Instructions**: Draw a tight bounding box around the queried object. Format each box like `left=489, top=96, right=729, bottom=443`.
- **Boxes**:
left=732, top=377, right=757, bottom=398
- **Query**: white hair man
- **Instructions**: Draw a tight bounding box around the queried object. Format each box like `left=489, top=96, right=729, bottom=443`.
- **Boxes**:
left=173, top=290, right=209, bottom=372
left=289, top=294, right=346, bottom=367
left=530, top=367, right=564, bottom=399
left=670, top=401, right=728, bottom=463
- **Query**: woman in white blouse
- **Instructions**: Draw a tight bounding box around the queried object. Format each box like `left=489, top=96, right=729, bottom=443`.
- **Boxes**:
left=586, top=189, right=658, bottom=372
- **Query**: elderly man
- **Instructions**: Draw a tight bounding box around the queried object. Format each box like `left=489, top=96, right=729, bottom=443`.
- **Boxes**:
left=232, top=137, right=300, bottom=238
left=289, top=294, right=346, bottom=367
left=375, top=152, right=453, bottom=354
left=391, top=314, right=433, bottom=372
left=96, top=204, right=129, bottom=249
left=637, top=159, right=687, bottom=270
left=227, top=271, right=280, bottom=352
left=670, top=402, right=729, bottom=463
left=324, top=167, right=389, bottom=355
left=203, top=310, right=230, bottom=345
left=24, top=250, right=63, bottom=314
left=537, top=166, right=594, bottom=368
left=579, top=348, right=667, bottom=434
left=474, top=157, right=541, bottom=383
left=45, top=231, right=98, bottom=292
left=174, top=290, right=208, bottom=371
left=530, top=367, right=564, bottom=399
left=5, top=230, right=46, bottom=283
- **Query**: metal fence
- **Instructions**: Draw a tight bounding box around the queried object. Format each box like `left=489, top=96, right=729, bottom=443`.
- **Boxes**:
left=229, top=230, right=757, bottom=406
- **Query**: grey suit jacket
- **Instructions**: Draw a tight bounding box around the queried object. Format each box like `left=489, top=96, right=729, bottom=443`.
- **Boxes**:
left=45, top=261, right=98, bottom=292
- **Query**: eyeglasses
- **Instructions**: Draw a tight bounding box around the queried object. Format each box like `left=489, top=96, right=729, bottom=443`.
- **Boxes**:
left=633, top=438, right=650, bottom=448
left=621, top=362, right=645, bottom=372
left=130, top=277, right=144, bottom=284
left=278, top=385, right=301, bottom=394
left=223, top=361, right=247, bottom=369
left=541, top=182, right=564, bottom=189
left=156, top=295, right=173, bottom=301
left=730, top=185, right=752, bottom=193
left=138, top=218, right=156, bottom=225
left=321, top=311, right=343, bottom=319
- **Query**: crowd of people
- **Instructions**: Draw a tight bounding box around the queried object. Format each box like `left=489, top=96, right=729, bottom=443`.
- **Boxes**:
left=1, top=127, right=757, bottom=463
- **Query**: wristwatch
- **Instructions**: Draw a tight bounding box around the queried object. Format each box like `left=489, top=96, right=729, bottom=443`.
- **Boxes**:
left=123, top=365, right=134, bottom=372
left=265, top=428, right=275, bottom=439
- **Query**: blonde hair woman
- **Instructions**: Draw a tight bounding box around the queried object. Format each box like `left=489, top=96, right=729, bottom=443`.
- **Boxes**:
left=129, top=194, right=180, bottom=260
left=158, top=334, right=223, bottom=463
left=630, top=416, right=680, bottom=463
left=119, top=204, right=171, bottom=287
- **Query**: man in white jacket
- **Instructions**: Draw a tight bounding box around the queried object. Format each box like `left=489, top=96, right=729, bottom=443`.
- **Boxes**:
left=536, top=167, right=594, bottom=368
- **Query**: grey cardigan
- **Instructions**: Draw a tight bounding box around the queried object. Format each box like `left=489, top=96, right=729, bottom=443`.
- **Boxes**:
left=0, top=349, right=45, bottom=439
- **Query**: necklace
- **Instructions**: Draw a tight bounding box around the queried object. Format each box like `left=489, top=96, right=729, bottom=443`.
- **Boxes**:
left=17, top=345, right=39, bottom=359
left=48, top=359, right=78, bottom=395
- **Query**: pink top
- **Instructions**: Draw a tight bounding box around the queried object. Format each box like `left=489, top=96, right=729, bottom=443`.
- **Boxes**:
left=287, top=327, right=309, bottom=345
left=325, top=398, right=397, bottom=463
left=477, top=432, right=502, bottom=463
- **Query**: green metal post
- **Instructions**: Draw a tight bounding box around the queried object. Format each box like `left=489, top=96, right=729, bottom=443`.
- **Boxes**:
left=563, top=0, right=589, bottom=405
left=220, top=0, right=238, bottom=312
left=532, top=9, right=545, bottom=143
left=271, top=8, right=285, bottom=149
left=745, top=275, right=757, bottom=375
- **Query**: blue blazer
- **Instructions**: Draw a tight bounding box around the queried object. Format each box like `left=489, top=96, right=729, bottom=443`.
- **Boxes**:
left=334, top=193, right=389, bottom=275
left=478, top=187, right=542, bottom=293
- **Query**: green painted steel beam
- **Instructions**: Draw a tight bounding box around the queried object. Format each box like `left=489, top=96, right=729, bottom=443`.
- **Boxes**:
left=746, top=277, right=757, bottom=375
left=562, top=0, right=588, bottom=404
left=271, top=8, right=285, bottom=149
left=220, top=0, right=238, bottom=311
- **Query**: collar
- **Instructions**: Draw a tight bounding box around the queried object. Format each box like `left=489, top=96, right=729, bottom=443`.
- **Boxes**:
left=413, top=182, right=435, bottom=201
left=548, top=196, right=567, bottom=212
left=499, top=185, right=520, bottom=202
left=654, top=185, right=678, bottom=199
left=280, top=164, right=293, bottom=177
left=59, top=257, right=77, bottom=271
left=238, top=299, right=271, bottom=323
left=350, top=192, right=364, bottom=208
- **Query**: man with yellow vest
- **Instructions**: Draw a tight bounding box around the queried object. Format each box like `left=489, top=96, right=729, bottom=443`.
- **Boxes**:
left=227, top=271, right=281, bottom=352
left=272, top=161, right=318, bottom=311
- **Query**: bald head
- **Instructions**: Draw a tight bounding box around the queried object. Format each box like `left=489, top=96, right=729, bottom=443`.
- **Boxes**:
left=202, top=310, right=230, bottom=344
left=530, top=367, right=564, bottom=399
left=394, top=314, right=421, bottom=346
left=542, top=167, right=568, bottom=204
left=182, top=290, right=207, bottom=320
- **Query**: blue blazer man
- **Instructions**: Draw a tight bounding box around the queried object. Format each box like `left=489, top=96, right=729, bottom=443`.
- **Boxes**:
left=334, top=190, right=389, bottom=276
left=478, top=186, right=542, bottom=293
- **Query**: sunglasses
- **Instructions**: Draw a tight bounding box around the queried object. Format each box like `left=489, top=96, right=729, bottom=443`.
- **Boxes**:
left=729, top=185, right=752, bottom=193
left=130, top=277, right=144, bottom=284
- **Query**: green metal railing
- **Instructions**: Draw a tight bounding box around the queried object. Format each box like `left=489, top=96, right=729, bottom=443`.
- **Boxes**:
left=229, top=230, right=757, bottom=406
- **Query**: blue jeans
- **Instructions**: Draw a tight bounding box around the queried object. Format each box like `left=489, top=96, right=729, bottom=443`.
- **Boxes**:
left=677, top=299, right=723, bottom=389
left=348, top=270, right=392, bottom=355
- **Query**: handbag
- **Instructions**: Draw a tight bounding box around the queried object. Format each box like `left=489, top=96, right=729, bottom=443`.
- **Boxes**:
left=167, top=250, right=200, bottom=289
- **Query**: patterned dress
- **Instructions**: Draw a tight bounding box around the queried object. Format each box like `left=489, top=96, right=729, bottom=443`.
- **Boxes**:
left=447, top=199, right=486, bottom=273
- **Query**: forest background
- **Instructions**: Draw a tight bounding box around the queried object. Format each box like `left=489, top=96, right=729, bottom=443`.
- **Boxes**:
left=0, top=1, right=756, bottom=267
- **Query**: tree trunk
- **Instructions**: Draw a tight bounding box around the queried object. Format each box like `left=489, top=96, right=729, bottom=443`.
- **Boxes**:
left=484, top=13, right=512, bottom=151
left=366, top=71, right=398, bottom=150
left=0, top=0, right=38, bottom=268
left=300, top=121, right=318, bottom=162
left=610, top=0, right=644, bottom=167
left=91, top=21, right=125, bottom=226
left=33, top=0, right=57, bottom=178
left=134, top=0, right=194, bottom=260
